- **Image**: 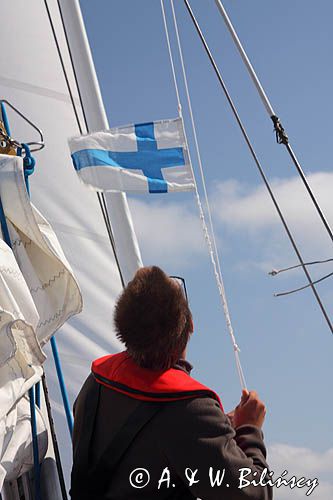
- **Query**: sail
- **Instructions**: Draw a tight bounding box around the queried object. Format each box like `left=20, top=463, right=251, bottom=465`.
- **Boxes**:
left=0, top=0, right=142, bottom=483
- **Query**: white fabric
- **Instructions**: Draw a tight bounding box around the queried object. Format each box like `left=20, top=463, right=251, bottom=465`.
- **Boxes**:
left=104, top=192, right=142, bottom=284
left=0, top=0, right=142, bottom=487
left=0, top=155, right=82, bottom=348
left=0, top=154, right=82, bottom=471
left=69, top=118, right=195, bottom=193
left=0, top=396, right=48, bottom=489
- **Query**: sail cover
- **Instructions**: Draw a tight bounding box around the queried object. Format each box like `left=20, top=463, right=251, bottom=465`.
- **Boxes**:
left=69, top=118, right=195, bottom=193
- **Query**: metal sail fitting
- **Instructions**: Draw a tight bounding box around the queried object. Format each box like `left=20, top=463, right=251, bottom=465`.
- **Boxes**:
left=0, top=123, right=16, bottom=155
left=0, top=99, right=45, bottom=153
left=271, top=115, right=289, bottom=145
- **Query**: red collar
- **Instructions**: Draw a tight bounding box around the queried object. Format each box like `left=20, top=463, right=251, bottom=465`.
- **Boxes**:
left=92, top=351, right=223, bottom=409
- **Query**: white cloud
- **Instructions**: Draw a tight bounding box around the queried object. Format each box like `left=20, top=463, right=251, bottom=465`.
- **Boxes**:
left=268, top=443, right=333, bottom=499
left=128, top=198, right=207, bottom=267
left=127, top=172, right=333, bottom=274
left=212, top=172, right=333, bottom=271
left=213, top=173, right=333, bottom=234
left=269, top=443, right=333, bottom=476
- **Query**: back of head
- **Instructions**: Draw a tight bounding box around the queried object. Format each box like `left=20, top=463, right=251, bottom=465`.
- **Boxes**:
left=114, top=266, right=192, bottom=370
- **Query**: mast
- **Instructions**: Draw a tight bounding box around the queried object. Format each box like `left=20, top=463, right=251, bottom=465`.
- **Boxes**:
left=57, top=0, right=142, bottom=285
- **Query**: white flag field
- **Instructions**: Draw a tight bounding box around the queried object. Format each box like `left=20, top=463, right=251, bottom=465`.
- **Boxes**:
left=69, top=117, right=195, bottom=194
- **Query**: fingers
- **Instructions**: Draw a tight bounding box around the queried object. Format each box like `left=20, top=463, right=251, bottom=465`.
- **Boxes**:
left=240, top=390, right=266, bottom=411
left=240, top=389, right=250, bottom=404
left=246, top=392, right=266, bottom=416
left=234, top=389, right=267, bottom=429
left=236, top=389, right=250, bottom=408
left=237, top=389, right=266, bottom=411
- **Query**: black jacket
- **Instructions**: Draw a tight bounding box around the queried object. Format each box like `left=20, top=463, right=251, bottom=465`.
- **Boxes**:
left=71, top=360, right=273, bottom=499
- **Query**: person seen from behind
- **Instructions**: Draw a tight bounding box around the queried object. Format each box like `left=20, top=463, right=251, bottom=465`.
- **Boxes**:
left=71, top=266, right=273, bottom=499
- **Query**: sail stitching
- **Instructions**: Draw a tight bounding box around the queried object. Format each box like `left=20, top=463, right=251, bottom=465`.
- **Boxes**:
left=30, top=269, right=66, bottom=294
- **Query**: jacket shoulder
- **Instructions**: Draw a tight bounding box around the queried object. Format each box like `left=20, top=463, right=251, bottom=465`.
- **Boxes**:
left=73, top=373, right=97, bottom=415
left=153, top=394, right=228, bottom=433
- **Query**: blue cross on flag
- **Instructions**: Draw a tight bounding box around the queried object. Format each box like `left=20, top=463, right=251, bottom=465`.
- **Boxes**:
left=69, top=118, right=195, bottom=194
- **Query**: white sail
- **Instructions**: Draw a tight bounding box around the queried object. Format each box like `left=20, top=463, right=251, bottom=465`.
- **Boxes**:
left=0, top=0, right=142, bottom=486
left=0, top=397, right=48, bottom=489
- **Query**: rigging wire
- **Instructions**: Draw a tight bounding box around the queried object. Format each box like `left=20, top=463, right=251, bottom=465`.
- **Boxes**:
left=160, top=2, right=182, bottom=117
left=41, top=373, right=68, bottom=500
left=28, top=387, right=41, bottom=500
left=161, top=0, right=246, bottom=389
left=214, top=0, right=333, bottom=247
left=181, top=0, right=333, bottom=335
left=270, top=257, right=333, bottom=296
left=269, top=257, right=333, bottom=276
left=274, top=270, right=333, bottom=298
left=44, top=0, right=125, bottom=289
left=98, top=191, right=125, bottom=287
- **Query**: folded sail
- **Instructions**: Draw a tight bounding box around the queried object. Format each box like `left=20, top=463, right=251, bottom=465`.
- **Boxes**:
left=0, top=236, right=43, bottom=420
left=69, top=118, right=195, bottom=194
left=0, top=397, right=48, bottom=489
left=0, top=154, right=82, bottom=420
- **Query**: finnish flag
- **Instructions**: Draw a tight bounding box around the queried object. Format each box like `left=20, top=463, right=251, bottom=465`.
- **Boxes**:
left=69, top=118, right=195, bottom=194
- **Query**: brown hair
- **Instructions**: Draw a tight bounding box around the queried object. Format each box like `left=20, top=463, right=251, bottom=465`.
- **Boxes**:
left=114, top=266, right=192, bottom=370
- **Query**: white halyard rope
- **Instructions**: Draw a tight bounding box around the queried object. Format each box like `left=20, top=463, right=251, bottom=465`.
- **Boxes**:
left=160, top=0, right=247, bottom=389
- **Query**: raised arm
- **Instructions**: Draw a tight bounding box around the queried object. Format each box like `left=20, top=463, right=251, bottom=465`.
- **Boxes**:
left=155, top=395, right=273, bottom=500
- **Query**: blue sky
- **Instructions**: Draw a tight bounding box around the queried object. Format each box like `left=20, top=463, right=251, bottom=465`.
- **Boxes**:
left=80, top=1, right=333, bottom=496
